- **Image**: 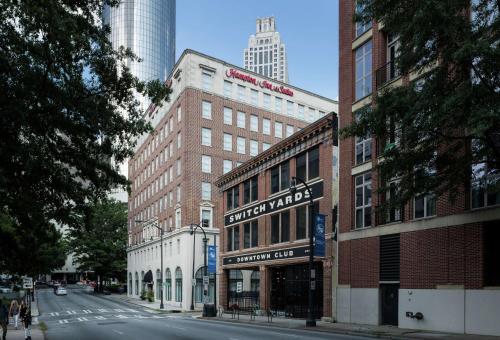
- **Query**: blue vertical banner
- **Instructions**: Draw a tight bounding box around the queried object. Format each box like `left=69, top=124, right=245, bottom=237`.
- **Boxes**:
left=314, top=214, right=326, bottom=257
left=208, top=245, right=216, bottom=273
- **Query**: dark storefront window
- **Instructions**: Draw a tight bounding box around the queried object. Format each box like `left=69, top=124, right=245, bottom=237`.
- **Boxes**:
left=271, top=211, right=290, bottom=244
left=226, top=185, right=240, bottom=210
left=295, top=146, right=320, bottom=181
left=243, top=176, right=258, bottom=204
left=227, top=226, right=240, bottom=251
left=271, top=161, right=290, bottom=194
left=244, top=220, right=258, bottom=248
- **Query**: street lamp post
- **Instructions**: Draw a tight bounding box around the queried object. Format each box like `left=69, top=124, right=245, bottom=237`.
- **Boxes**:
left=290, top=176, right=316, bottom=327
left=136, top=219, right=164, bottom=310
left=189, top=223, right=209, bottom=316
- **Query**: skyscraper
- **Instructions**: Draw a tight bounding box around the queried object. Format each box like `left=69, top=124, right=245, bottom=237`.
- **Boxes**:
left=103, top=0, right=176, bottom=111
left=244, top=17, right=288, bottom=83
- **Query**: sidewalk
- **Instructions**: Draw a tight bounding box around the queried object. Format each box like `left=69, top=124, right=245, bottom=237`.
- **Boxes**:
left=5, top=295, right=43, bottom=340
left=205, top=313, right=500, bottom=340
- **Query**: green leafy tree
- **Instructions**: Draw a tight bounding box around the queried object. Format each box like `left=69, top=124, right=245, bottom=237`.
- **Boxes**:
left=69, top=198, right=127, bottom=291
left=343, top=0, right=500, bottom=208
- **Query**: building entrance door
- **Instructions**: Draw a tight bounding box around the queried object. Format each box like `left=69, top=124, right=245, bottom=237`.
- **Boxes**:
left=380, top=284, right=399, bottom=326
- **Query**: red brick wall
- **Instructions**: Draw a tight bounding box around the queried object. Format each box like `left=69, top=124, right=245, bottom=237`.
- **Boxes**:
left=339, top=237, right=379, bottom=288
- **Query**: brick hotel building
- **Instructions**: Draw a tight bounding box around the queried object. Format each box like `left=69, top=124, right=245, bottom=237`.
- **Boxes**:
left=338, top=1, right=500, bottom=336
left=215, top=115, right=337, bottom=319
left=126, top=49, right=337, bottom=311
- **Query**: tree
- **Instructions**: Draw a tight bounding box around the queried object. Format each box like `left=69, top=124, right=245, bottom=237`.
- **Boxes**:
left=69, top=198, right=128, bottom=291
left=342, top=0, right=500, bottom=208
left=0, top=1, right=170, bottom=273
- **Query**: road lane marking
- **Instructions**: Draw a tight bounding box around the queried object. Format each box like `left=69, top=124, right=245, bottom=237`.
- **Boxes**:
left=76, top=317, right=88, bottom=322
left=67, top=310, right=76, bottom=315
left=114, top=309, right=125, bottom=312
left=112, top=329, right=124, bottom=335
left=95, top=316, right=106, bottom=320
left=125, top=308, right=138, bottom=312
left=98, top=309, right=108, bottom=313
left=49, top=312, right=59, bottom=316
left=82, top=309, right=92, bottom=314
left=115, top=314, right=129, bottom=319
left=59, top=319, right=69, bottom=324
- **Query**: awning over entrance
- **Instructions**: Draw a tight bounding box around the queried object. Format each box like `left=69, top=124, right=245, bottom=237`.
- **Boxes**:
left=143, top=270, right=153, bottom=283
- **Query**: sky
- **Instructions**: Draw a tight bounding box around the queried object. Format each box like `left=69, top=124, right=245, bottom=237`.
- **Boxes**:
left=176, top=0, right=339, bottom=100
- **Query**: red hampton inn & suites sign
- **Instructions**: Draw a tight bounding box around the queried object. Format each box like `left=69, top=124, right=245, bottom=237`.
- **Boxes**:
left=225, top=68, right=294, bottom=97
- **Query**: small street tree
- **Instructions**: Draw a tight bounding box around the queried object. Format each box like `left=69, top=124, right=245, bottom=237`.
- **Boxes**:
left=69, top=199, right=128, bottom=292
left=342, top=0, right=500, bottom=208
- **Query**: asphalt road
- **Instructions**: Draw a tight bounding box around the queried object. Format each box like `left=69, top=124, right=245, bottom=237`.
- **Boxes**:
left=37, top=287, right=370, bottom=340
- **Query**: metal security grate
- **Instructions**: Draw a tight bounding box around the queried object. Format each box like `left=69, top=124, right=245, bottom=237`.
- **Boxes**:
left=380, top=234, right=400, bottom=282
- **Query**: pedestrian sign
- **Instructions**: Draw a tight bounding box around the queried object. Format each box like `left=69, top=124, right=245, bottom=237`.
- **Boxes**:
left=236, top=281, right=242, bottom=293
left=23, top=277, right=33, bottom=289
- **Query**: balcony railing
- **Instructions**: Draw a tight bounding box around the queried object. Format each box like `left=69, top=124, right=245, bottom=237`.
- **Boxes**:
left=375, top=60, right=400, bottom=89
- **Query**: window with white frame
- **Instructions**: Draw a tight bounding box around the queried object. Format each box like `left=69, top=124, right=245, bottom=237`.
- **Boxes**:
left=237, top=111, right=246, bottom=128
left=263, top=142, right=271, bottom=151
left=201, top=71, right=213, bottom=91
left=201, top=128, right=212, bottom=147
left=307, top=108, right=316, bottom=122
left=274, top=97, right=282, bottom=112
left=223, top=80, right=232, bottom=97
left=223, top=107, right=232, bottom=125
left=176, top=159, right=181, bottom=176
left=274, top=121, right=283, bottom=138
left=202, top=101, right=212, bottom=119
left=286, top=125, right=294, bottom=137
left=355, top=40, right=372, bottom=100
left=201, top=155, right=211, bottom=173
left=223, top=160, right=232, bottom=174
left=263, top=93, right=271, bottom=108
left=201, top=208, right=212, bottom=229
left=471, top=161, right=500, bottom=209
left=223, top=133, right=232, bottom=151
left=355, top=172, right=372, bottom=228
left=414, top=193, right=436, bottom=219
left=250, top=115, right=259, bottom=132
left=175, top=208, right=181, bottom=229
left=251, top=89, right=258, bottom=105
left=355, top=0, right=371, bottom=37
left=238, top=85, right=246, bottom=102
left=298, top=105, right=305, bottom=120
left=287, top=101, right=294, bottom=116
left=177, top=132, right=182, bottom=149
left=177, top=106, right=181, bottom=122
left=237, top=137, right=246, bottom=154
left=249, top=140, right=258, bottom=156
left=201, top=182, right=211, bottom=200
left=263, top=118, right=271, bottom=135
left=177, top=185, right=181, bottom=202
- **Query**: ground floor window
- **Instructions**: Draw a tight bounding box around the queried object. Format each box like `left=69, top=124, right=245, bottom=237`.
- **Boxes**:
left=165, top=268, right=172, bottom=301
left=195, top=266, right=215, bottom=303
left=175, top=267, right=182, bottom=302
left=227, top=269, right=259, bottom=311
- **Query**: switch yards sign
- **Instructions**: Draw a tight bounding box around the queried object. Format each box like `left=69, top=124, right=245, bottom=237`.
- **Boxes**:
left=224, top=180, right=323, bottom=227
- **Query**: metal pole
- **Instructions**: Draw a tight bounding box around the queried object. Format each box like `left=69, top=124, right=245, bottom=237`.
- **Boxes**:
left=160, top=226, right=164, bottom=309
left=307, top=199, right=316, bottom=327
left=190, top=231, right=196, bottom=310
left=203, top=237, right=208, bottom=302
left=213, top=235, right=217, bottom=308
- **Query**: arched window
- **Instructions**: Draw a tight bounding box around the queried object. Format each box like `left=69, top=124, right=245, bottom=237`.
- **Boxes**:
left=165, top=268, right=172, bottom=301
left=135, top=272, right=139, bottom=295
left=175, top=267, right=182, bottom=302
left=250, top=270, right=260, bottom=292
left=128, top=273, right=132, bottom=295
left=228, top=269, right=243, bottom=296
left=156, top=269, right=161, bottom=300
left=195, top=267, right=215, bottom=303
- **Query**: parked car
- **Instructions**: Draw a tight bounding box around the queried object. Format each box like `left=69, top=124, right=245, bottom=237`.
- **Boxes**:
left=55, top=287, right=67, bottom=296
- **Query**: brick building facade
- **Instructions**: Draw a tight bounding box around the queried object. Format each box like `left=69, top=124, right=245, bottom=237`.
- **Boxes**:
left=126, top=50, right=337, bottom=311
left=338, top=1, right=500, bottom=336
left=215, top=115, right=338, bottom=319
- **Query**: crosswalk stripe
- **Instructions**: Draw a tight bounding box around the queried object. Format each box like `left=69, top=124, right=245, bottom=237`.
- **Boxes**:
left=97, top=309, right=108, bottom=313
left=59, top=319, right=69, bottom=324
left=82, top=310, right=92, bottom=314
left=125, top=308, right=138, bottom=313
left=67, top=311, right=76, bottom=315
left=50, top=312, right=59, bottom=316
left=115, top=314, right=128, bottom=319
left=77, top=317, right=88, bottom=322
left=114, top=309, right=125, bottom=312
left=95, top=316, right=106, bottom=320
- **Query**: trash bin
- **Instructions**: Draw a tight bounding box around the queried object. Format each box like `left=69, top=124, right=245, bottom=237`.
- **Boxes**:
left=203, top=304, right=217, bottom=317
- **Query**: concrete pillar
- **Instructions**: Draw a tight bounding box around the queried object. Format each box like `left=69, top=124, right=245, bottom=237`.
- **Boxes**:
left=259, top=265, right=269, bottom=311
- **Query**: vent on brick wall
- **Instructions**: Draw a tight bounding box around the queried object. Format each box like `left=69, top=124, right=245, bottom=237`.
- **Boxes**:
left=380, top=234, right=400, bottom=282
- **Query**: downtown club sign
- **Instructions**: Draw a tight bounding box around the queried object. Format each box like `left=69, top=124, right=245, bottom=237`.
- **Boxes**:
left=225, top=68, right=294, bottom=97
left=223, top=246, right=311, bottom=265
left=224, top=180, right=323, bottom=227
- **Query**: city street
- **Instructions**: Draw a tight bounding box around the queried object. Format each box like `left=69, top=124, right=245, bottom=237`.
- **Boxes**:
left=37, top=287, right=369, bottom=340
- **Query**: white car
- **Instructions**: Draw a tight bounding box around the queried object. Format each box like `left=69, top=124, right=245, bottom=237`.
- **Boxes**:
left=55, top=287, right=67, bottom=296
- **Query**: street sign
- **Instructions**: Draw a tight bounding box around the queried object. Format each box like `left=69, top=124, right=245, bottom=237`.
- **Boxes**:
left=236, top=281, right=242, bottom=293
left=23, top=277, right=33, bottom=289
left=203, top=276, right=209, bottom=285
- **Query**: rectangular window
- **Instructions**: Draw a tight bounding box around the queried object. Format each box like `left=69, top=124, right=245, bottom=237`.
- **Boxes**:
left=227, top=226, right=239, bottom=251
left=223, top=133, right=233, bottom=151
left=169, top=191, right=173, bottom=207
left=271, top=161, right=290, bottom=194
left=237, top=111, right=246, bottom=128
left=355, top=1, right=371, bottom=37
left=275, top=121, right=283, bottom=138
left=271, top=211, right=290, bottom=244
left=223, top=160, right=232, bottom=174
left=169, top=117, right=173, bottom=132
left=298, top=105, right=305, bottom=120
left=355, top=40, right=373, bottom=100
left=175, top=208, right=181, bottom=229
left=308, top=107, right=316, bottom=122
left=176, top=158, right=181, bottom=176
left=226, top=185, right=240, bottom=210
left=471, top=162, right=500, bottom=209
left=249, top=140, right=258, bottom=156
left=177, top=106, right=182, bottom=122
left=295, top=146, right=319, bottom=181
left=202, top=101, right=212, bottom=120
left=414, top=193, right=436, bottom=219
left=243, top=176, right=258, bottom=205
left=354, top=110, right=372, bottom=164
left=238, top=85, right=246, bottom=102
left=201, top=209, right=212, bottom=229
left=177, top=185, right=181, bottom=202
left=223, top=80, right=232, bottom=97
left=296, top=202, right=319, bottom=240
left=274, top=97, right=282, bottom=112
left=177, top=132, right=182, bottom=149
left=201, top=182, right=211, bottom=200
left=201, top=155, right=211, bottom=173
left=263, top=142, right=271, bottom=151
left=223, top=107, right=232, bottom=125
left=251, top=89, right=258, bottom=105
left=201, top=128, right=212, bottom=147
left=250, top=115, right=259, bottom=132
left=286, top=125, right=294, bottom=137
left=237, top=137, right=246, bottom=154
left=244, top=220, right=259, bottom=248
left=202, top=71, right=213, bottom=91
left=355, top=173, right=372, bottom=228
left=287, top=101, right=294, bottom=116
left=263, top=118, right=271, bottom=135
left=263, top=93, right=271, bottom=109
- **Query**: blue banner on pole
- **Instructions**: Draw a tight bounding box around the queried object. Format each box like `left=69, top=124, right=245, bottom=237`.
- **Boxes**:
left=314, top=214, right=326, bottom=257
left=208, top=245, right=216, bottom=273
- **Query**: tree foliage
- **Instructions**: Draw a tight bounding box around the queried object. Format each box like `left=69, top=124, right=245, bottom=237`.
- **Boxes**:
left=69, top=199, right=128, bottom=286
left=342, top=0, right=500, bottom=207
left=0, top=1, right=170, bottom=273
